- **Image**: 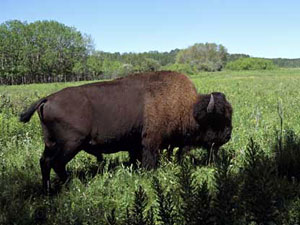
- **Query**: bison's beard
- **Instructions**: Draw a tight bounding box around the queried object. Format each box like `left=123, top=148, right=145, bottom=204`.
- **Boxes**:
left=195, top=127, right=232, bottom=150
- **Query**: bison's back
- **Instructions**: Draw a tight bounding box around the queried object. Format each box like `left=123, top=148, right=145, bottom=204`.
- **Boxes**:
left=84, top=71, right=197, bottom=146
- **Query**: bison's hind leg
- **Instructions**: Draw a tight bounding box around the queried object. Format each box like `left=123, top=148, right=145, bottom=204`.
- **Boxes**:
left=40, top=145, right=53, bottom=193
left=40, top=141, right=81, bottom=193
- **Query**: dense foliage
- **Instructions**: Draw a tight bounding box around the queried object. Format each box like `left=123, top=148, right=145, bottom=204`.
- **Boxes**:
left=226, top=57, right=277, bottom=70
left=1, top=69, right=300, bottom=224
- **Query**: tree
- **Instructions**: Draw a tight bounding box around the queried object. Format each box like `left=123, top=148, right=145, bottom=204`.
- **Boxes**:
left=176, top=43, right=228, bottom=72
left=24, top=20, right=90, bottom=81
left=0, top=20, right=93, bottom=84
left=0, top=20, right=28, bottom=83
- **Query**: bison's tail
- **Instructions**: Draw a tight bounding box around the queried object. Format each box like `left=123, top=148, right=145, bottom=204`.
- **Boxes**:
left=20, top=98, right=47, bottom=123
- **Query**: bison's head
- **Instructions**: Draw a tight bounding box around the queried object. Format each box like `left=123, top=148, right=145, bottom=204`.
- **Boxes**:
left=193, top=92, right=233, bottom=150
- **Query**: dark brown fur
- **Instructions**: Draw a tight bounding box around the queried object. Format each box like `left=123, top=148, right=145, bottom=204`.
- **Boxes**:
left=20, top=71, right=233, bottom=192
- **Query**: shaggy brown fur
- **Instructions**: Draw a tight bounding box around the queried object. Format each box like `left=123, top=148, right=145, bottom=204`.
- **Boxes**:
left=20, top=71, right=232, bottom=192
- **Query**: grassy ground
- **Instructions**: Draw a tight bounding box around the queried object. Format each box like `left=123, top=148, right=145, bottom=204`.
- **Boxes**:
left=0, top=68, right=300, bottom=224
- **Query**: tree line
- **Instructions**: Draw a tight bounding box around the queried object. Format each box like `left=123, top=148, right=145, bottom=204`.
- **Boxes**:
left=271, top=58, right=300, bottom=68
left=0, top=20, right=227, bottom=85
left=1, top=20, right=299, bottom=85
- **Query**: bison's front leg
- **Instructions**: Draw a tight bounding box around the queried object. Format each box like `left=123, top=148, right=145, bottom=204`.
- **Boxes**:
left=128, top=149, right=142, bottom=168
left=141, top=134, right=160, bottom=169
left=175, top=146, right=191, bottom=162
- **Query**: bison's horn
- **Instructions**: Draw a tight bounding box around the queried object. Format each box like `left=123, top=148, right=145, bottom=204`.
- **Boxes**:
left=207, top=94, right=214, bottom=113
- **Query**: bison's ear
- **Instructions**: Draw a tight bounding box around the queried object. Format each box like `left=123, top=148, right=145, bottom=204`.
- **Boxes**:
left=193, top=94, right=213, bottom=124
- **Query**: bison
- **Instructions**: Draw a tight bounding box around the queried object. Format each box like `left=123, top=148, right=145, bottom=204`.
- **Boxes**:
left=20, top=71, right=232, bottom=192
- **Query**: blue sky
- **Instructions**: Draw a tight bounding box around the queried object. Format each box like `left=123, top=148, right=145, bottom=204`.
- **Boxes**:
left=1, top=0, right=299, bottom=58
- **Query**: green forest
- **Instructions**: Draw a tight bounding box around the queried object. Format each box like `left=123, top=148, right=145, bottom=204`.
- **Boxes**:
left=1, top=20, right=300, bottom=85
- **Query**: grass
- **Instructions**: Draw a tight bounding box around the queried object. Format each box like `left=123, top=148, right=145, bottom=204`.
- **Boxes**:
left=1, top=68, right=300, bottom=224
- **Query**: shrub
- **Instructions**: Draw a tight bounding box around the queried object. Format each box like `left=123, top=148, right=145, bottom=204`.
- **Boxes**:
left=213, top=150, right=241, bottom=225
left=124, top=185, right=152, bottom=225
left=176, top=43, right=227, bottom=72
left=177, top=161, right=213, bottom=225
left=226, top=57, right=276, bottom=70
left=152, top=177, right=177, bottom=225
left=240, top=139, right=280, bottom=224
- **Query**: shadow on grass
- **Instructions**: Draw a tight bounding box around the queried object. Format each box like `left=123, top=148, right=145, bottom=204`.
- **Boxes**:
left=274, top=129, right=300, bottom=182
left=0, top=155, right=133, bottom=224
left=71, top=156, right=134, bottom=185
left=0, top=167, right=46, bottom=224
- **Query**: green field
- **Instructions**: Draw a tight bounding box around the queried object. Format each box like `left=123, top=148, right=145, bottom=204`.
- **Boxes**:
left=1, top=69, right=300, bottom=224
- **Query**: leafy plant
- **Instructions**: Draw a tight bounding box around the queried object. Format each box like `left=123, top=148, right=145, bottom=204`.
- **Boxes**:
left=240, top=139, right=279, bottom=224
left=177, top=161, right=213, bottom=225
left=152, top=176, right=177, bottom=225
left=128, top=185, right=150, bottom=225
left=213, top=150, right=240, bottom=225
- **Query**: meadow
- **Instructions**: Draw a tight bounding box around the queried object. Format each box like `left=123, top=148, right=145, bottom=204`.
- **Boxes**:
left=1, top=69, right=300, bottom=224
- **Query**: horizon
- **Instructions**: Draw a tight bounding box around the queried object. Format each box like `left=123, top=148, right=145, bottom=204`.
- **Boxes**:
left=1, top=0, right=300, bottom=59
